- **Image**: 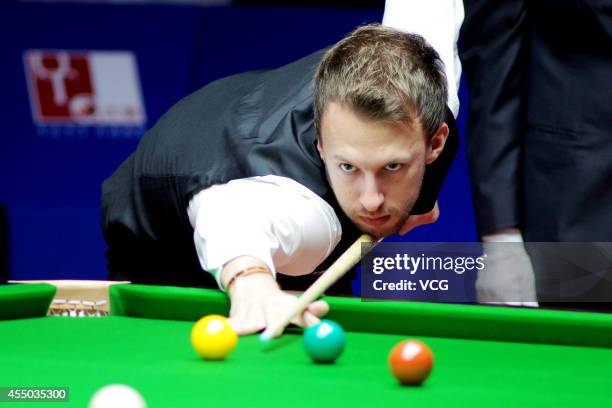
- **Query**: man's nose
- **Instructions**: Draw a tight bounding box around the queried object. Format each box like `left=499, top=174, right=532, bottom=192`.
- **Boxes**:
left=359, top=175, right=384, bottom=212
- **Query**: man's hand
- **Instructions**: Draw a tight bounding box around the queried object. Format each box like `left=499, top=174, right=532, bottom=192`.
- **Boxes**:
left=398, top=202, right=440, bottom=236
left=222, top=256, right=329, bottom=335
left=476, top=230, right=538, bottom=306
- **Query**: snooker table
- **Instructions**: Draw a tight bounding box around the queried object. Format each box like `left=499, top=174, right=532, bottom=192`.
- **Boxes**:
left=1, top=283, right=612, bottom=407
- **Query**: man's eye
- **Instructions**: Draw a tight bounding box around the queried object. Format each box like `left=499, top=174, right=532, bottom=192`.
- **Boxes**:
left=339, top=163, right=356, bottom=173
left=385, top=163, right=403, bottom=172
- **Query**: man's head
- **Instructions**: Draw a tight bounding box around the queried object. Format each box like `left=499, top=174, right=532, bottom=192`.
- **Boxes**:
left=314, top=24, right=449, bottom=238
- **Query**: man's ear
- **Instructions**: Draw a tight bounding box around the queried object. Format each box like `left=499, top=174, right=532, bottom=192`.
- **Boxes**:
left=316, top=137, right=324, bottom=161
left=426, top=122, right=449, bottom=165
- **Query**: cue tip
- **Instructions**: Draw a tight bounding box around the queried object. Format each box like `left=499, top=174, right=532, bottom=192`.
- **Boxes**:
left=259, top=332, right=272, bottom=343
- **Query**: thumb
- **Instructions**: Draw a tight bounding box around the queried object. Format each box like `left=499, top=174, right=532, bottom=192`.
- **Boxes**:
left=306, top=300, right=329, bottom=318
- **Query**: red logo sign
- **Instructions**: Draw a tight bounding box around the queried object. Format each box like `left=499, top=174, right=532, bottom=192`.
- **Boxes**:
left=24, top=50, right=145, bottom=126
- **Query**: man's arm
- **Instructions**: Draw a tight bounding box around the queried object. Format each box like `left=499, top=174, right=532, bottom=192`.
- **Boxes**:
left=460, top=1, right=537, bottom=304
left=187, top=175, right=340, bottom=335
left=383, top=0, right=464, bottom=119
left=460, top=0, right=528, bottom=236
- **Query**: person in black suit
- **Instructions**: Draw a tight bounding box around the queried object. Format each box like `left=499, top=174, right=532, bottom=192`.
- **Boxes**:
left=461, top=0, right=612, bottom=304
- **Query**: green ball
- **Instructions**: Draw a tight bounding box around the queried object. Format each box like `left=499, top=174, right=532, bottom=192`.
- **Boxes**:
left=303, top=320, right=345, bottom=363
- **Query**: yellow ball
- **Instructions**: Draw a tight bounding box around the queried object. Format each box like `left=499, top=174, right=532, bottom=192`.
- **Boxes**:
left=191, top=315, right=237, bottom=360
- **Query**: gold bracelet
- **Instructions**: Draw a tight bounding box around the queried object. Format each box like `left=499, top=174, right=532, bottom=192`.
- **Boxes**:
left=225, top=266, right=272, bottom=290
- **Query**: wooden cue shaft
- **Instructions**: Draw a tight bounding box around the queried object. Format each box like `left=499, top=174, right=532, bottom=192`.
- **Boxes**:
left=261, top=234, right=376, bottom=340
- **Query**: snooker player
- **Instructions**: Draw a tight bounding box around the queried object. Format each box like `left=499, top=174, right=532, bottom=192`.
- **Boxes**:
left=102, top=7, right=463, bottom=335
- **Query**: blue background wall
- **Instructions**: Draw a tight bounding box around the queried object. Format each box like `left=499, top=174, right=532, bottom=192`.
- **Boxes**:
left=0, top=2, right=476, bottom=283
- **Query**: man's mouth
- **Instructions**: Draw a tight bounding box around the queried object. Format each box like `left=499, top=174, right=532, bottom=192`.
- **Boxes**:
left=359, top=215, right=391, bottom=227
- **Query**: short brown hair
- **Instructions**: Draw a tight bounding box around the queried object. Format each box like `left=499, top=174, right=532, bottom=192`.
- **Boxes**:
left=314, top=23, right=447, bottom=139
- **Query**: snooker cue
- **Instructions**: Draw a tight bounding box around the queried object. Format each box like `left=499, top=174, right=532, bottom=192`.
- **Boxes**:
left=260, top=233, right=377, bottom=341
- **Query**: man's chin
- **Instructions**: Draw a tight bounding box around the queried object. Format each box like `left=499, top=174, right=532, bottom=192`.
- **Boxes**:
left=354, top=221, right=398, bottom=239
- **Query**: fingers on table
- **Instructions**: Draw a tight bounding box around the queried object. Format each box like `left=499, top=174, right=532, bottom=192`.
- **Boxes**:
left=229, top=298, right=329, bottom=335
left=228, top=305, right=266, bottom=335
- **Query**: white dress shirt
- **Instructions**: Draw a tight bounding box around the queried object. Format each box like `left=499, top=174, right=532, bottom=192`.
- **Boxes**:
left=188, top=176, right=341, bottom=289
left=382, top=0, right=464, bottom=118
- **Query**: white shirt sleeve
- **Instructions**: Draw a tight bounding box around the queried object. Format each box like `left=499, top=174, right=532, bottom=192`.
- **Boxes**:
left=382, top=0, right=464, bottom=118
left=187, top=175, right=342, bottom=290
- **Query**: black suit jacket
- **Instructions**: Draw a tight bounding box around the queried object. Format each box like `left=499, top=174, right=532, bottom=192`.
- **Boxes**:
left=461, top=0, right=612, bottom=241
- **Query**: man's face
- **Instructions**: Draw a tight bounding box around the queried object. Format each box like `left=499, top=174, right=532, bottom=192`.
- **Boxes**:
left=318, top=101, right=434, bottom=239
